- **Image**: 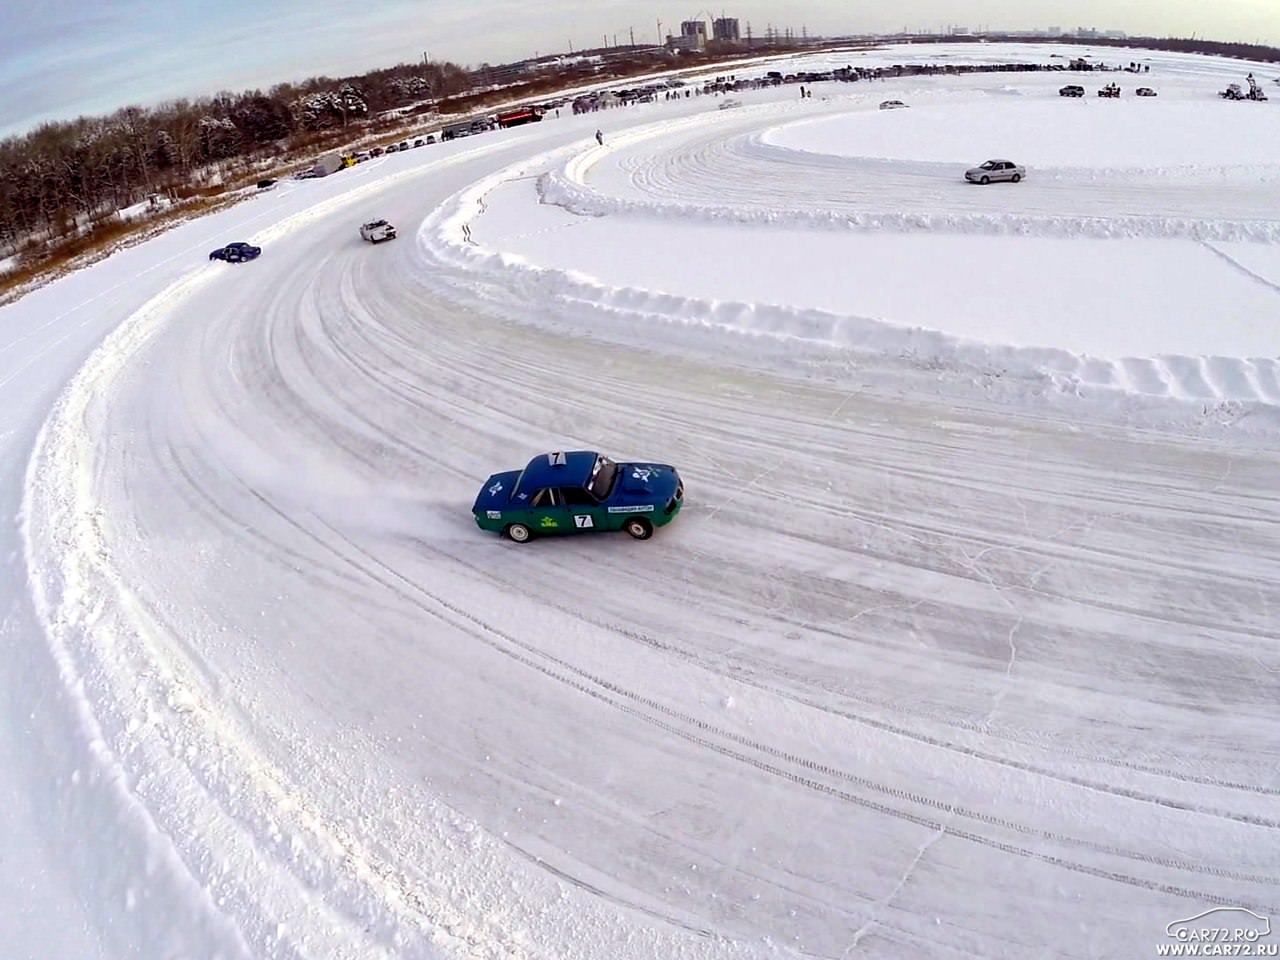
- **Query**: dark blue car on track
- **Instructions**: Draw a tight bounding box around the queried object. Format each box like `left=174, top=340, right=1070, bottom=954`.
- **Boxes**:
left=472, top=450, right=684, bottom=542
left=209, top=242, right=261, bottom=263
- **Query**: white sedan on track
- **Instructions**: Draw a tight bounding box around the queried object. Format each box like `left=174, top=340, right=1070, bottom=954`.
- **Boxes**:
left=359, top=219, right=397, bottom=243
left=964, top=159, right=1026, bottom=184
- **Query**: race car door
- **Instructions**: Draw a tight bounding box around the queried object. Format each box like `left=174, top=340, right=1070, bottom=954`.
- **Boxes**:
left=559, top=486, right=607, bottom=534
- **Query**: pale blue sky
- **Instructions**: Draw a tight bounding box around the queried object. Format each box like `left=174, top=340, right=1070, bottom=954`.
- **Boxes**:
left=2, top=0, right=1277, bottom=138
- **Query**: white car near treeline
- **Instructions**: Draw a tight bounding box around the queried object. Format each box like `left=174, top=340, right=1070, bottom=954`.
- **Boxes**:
left=359, top=219, right=396, bottom=243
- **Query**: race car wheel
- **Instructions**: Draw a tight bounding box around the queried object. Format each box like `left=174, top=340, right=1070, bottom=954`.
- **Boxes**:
left=506, top=523, right=532, bottom=543
left=980, top=176, right=990, bottom=185
left=623, top=518, right=653, bottom=540
left=1011, top=173, right=1022, bottom=183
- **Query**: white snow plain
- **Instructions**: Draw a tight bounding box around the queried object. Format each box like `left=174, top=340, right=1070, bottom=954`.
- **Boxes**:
left=3, top=41, right=1280, bottom=960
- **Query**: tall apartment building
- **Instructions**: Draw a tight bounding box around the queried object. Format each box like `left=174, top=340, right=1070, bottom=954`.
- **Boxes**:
left=680, top=19, right=708, bottom=50
left=712, top=17, right=741, bottom=42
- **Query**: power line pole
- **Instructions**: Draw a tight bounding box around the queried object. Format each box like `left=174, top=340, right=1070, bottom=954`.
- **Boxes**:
left=630, top=26, right=635, bottom=47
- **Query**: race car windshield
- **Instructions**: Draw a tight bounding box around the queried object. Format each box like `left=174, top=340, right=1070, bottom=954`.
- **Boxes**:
left=586, top=457, right=618, bottom=499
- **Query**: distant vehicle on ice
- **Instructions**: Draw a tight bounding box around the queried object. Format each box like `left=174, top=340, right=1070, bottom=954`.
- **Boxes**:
left=965, top=159, right=1025, bottom=185
left=495, top=106, right=543, bottom=128
left=879, top=99, right=908, bottom=109
left=359, top=219, right=396, bottom=243
left=308, top=152, right=350, bottom=176
left=209, top=242, right=261, bottom=263
left=1059, top=84, right=1085, bottom=97
left=1222, top=75, right=1268, bottom=101
left=1136, top=87, right=1158, bottom=97
left=471, top=450, right=684, bottom=542
left=1097, top=83, right=1121, bottom=98
left=718, top=98, right=743, bottom=110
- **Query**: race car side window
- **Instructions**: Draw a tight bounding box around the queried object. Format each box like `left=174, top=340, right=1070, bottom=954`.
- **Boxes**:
left=530, top=488, right=559, bottom=507
left=560, top=487, right=597, bottom=506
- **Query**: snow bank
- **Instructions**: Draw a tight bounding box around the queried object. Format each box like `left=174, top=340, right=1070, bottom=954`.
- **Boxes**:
left=541, top=168, right=1280, bottom=243
left=425, top=119, right=1280, bottom=415
left=426, top=185, right=1280, bottom=413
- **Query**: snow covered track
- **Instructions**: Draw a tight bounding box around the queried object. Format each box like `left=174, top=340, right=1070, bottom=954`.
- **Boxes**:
left=6, top=42, right=1280, bottom=960
left=462, top=62, right=1280, bottom=410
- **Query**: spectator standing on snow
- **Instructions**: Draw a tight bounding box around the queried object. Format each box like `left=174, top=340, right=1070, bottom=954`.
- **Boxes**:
left=595, top=129, right=604, bottom=146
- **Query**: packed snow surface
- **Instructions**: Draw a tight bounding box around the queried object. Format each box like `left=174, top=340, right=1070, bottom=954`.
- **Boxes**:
left=2, top=42, right=1279, bottom=960
left=768, top=98, right=1280, bottom=168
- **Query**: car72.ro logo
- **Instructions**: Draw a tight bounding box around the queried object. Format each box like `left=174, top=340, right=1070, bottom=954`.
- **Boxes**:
left=1160, top=908, right=1274, bottom=956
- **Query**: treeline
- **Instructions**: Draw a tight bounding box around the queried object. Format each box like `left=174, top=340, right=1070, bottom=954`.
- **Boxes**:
left=921, top=33, right=1280, bottom=64
left=0, top=60, right=472, bottom=256
left=1092, top=35, right=1280, bottom=63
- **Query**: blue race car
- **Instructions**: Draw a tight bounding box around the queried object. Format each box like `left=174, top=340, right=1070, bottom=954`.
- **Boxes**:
left=209, top=241, right=262, bottom=262
left=472, top=450, right=684, bottom=542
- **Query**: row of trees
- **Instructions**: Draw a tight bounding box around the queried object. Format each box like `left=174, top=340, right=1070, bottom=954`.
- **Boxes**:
left=0, top=60, right=472, bottom=257
left=1105, top=36, right=1280, bottom=63
left=914, top=32, right=1280, bottom=64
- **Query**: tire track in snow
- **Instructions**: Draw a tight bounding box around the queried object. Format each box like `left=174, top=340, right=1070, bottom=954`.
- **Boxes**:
left=424, top=540, right=1280, bottom=816
left=291, top=513, right=1277, bottom=910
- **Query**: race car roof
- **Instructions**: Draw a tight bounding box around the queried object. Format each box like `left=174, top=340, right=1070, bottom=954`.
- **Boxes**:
left=515, top=450, right=600, bottom=493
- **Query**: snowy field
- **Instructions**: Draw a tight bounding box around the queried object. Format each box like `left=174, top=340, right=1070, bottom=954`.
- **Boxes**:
left=2, top=42, right=1279, bottom=960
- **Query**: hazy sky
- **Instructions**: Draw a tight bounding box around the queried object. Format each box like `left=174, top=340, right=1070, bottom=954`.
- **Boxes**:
left=2, top=0, right=1277, bottom=137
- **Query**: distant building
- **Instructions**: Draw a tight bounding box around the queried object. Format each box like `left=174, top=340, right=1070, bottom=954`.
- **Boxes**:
left=472, top=61, right=532, bottom=89
left=1047, top=26, right=1062, bottom=36
left=680, top=19, right=708, bottom=50
left=712, top=17, right=740, bottom=42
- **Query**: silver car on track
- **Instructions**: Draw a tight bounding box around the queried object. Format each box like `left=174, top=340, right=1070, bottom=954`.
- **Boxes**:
left=965, top=159, right=1025, bottom=184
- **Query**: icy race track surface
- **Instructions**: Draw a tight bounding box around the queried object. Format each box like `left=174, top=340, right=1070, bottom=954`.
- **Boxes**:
left=6, top=45, right=1280, bottom=960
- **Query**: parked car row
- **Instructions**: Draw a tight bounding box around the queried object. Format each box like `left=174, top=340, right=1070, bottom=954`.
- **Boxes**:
left=1060, top=83, right=1158, bottom=97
